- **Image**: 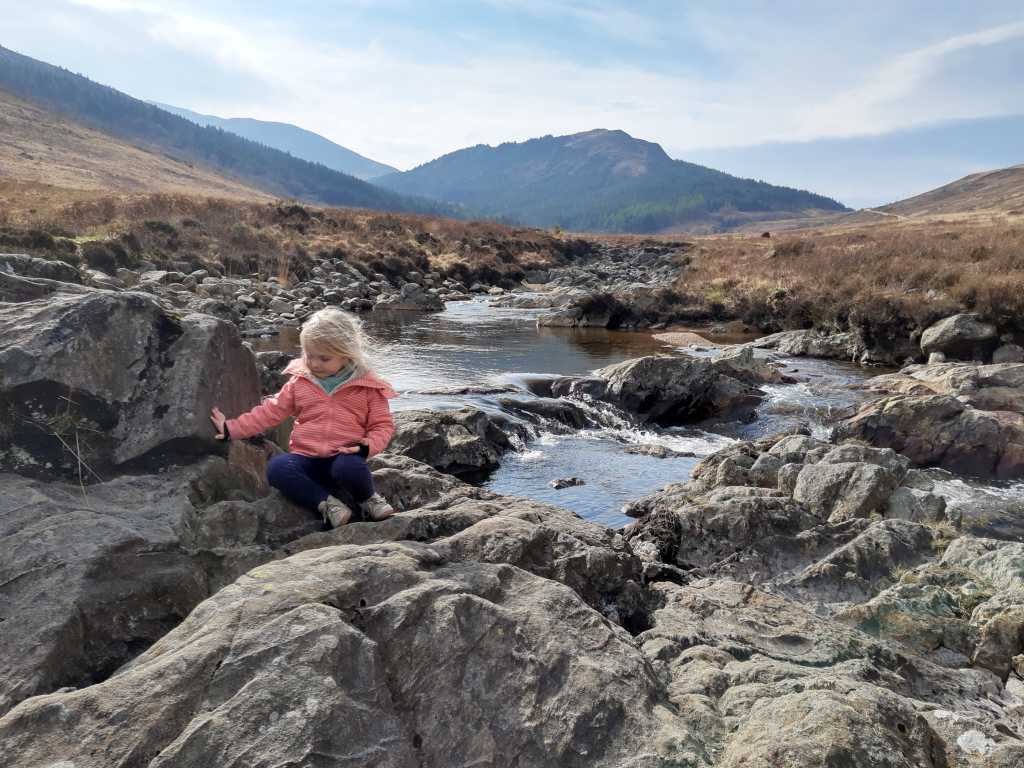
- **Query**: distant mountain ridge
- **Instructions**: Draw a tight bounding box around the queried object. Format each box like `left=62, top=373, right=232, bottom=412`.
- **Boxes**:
left=377, top=129, right=848, bottom=233
left=151, top=103, right=397, bottom=181
left=0, top=45, right=439, bottom=215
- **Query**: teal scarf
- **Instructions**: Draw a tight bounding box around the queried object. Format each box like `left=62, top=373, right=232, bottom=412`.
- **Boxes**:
left=313, top=361, right=357, bottom=394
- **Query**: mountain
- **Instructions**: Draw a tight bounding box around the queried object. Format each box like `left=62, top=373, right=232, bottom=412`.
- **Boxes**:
left=152, top=103, right=397, bottom=181
left=375, top=129, right=848, bottom=233
left=0, top=88, right=268, bottom=201
left=877, top=163, right=1024, bottom=217
left=0, top=45, right=435, bottom=215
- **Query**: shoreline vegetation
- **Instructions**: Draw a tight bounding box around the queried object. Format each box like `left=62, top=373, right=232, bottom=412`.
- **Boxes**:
left=3, top=183, right=1022, bottom=353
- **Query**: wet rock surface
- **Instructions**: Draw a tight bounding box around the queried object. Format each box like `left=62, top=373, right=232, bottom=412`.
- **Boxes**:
left=389, top=406, right=529, bottom=478
left=548, top=354, right=763, bottom=427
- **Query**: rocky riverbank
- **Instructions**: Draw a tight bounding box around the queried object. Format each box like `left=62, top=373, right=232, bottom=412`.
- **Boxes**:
left=2, top=257, right=1024, bottom=766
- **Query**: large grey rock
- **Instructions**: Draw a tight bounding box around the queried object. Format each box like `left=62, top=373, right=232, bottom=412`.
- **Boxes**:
left=747, top=329, right=858, bottom=360
left=389, top=407, right=527, bottom=477
left=835, top=395, right=1024, bottom=479
left=0, top=270, right=92, bottom=301
left=713, top=345, right=787, bottom=384
left=0, top=253, right=80, bottom=283
left=792, top=445, right=909, bottom=523
left=0, top=466, right=211, bottom=716
left=783, top=519, right=936, bottom=606
left=0, top=450, right=527, bottom=719
left=0, top=538, right=692, bottom=768
left=552, top=355, right=759, bottom=427
left=839, top=536, right=1024, bottom=680
left=0, top=289, right=260, bottom=478
left=921, top=314, right=999, bottom=361
left=868, top=361, right=1024, bottom=416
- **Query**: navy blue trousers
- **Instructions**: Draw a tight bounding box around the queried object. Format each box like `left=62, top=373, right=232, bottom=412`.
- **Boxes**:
left=267, top=452, right=375, bottom=513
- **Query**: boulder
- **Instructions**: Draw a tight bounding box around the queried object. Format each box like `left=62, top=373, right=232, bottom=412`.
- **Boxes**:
left=865, top=362, right=1024, bottom=415
left=0, top=532, right=695, bottom=767
left=0, top=270, right=93, bottom=301
left=747, top=329, right=858, bottom=361
left=792, top=445, right=909, bottom=523
left=389, top=407, right=527, bottom=477
left=783, top=519, right=936, bottom=606
left=553, top=355, right=759, bottom=427
left=920, top=314, right=999, bottom=361
left=712, top=345, right=787, bottom=384
left=0, top=289, right=260, bottom=478
left=640, top=578, right=1022, bottom=767
left=497, top=396, right=593, bottom=431
left=536, top=307, right=583, bottom=326
left=0, top=468, right=209, bottom=717
left=835, top=395, right=1024, bottom=479
left=0, top=253, right=80, bottom=283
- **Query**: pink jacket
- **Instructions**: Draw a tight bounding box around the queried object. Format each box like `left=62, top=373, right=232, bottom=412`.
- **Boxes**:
left=226, top=359, right=398, bottom=457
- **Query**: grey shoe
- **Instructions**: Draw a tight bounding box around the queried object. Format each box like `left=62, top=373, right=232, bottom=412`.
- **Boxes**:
left=362, top=492, right=395, bottom=521
left=318, top=495, right=353, bottom=528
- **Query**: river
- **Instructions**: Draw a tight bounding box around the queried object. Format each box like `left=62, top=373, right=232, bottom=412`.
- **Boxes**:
left=259, top=297, right=1024, bottom=535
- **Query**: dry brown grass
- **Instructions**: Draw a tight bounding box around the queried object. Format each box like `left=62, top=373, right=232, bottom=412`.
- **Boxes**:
left=0, top=90, right=269, bottom=203
left=635, top=213, right=1023, bottom=337
left=0, top=187, right=585, bottom=286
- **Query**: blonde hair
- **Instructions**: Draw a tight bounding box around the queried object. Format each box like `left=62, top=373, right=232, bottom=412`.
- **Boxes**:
left=299, top=308, right=372, bottom=375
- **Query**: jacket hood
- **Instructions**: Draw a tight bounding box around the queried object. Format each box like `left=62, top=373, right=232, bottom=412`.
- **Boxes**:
left=283, top=358, right=398, bottom=398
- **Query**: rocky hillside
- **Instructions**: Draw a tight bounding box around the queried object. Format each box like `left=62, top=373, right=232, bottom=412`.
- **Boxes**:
left=154, top=102, right=398, bottom=181
left=376, top=128, right=847, bottom=233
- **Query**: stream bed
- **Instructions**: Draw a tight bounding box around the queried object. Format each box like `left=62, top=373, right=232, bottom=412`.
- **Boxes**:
left=259, top=297, right=1024, bottom=533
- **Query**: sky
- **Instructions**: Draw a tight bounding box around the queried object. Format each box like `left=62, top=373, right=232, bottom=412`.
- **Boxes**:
left=2, top=0, right=1022, bottom=206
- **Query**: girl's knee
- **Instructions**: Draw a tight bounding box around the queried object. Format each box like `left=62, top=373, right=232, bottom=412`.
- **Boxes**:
left=267, top=453, right=303, bottom=487
left=330, top=453, right=369, bottom=479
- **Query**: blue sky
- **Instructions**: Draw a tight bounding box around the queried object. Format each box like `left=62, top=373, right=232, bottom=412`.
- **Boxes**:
left=2, top=1, right=1022, bottom=206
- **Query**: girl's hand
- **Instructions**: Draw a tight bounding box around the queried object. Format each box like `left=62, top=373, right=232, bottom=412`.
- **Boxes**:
left=210, top=407, right=227, bottom=440
left=336, top=444, right=362, bottom=454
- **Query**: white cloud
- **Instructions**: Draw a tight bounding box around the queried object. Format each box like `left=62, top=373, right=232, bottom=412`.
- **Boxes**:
left=798, top=20, right=1024, bottom=138
left=11, top=2, right=1024, bottom=169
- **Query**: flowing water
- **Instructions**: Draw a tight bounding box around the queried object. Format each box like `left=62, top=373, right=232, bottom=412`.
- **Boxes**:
left=258, top=298, right=1024, bottom=532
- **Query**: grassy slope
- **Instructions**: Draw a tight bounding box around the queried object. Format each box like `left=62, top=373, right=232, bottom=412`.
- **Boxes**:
left=0, top=89, right=270, bottom=202
left=0, top=46, right=440, bottom=216
left=879, top=164, right=1024, bottom=217
left=670, top=210, right=1024, bottom=337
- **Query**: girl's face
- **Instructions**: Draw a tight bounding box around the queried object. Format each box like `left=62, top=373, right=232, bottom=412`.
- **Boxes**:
left=304, top=347, right=349, bottom=378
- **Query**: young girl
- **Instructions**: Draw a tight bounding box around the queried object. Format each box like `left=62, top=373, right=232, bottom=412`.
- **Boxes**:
left=210, top=308, right=397, bottom=527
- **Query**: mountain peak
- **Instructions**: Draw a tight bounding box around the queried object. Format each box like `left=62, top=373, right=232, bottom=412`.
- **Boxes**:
left=378, top=128, right=846, bottom=232
left=561, top=129, right=671, bottom=177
